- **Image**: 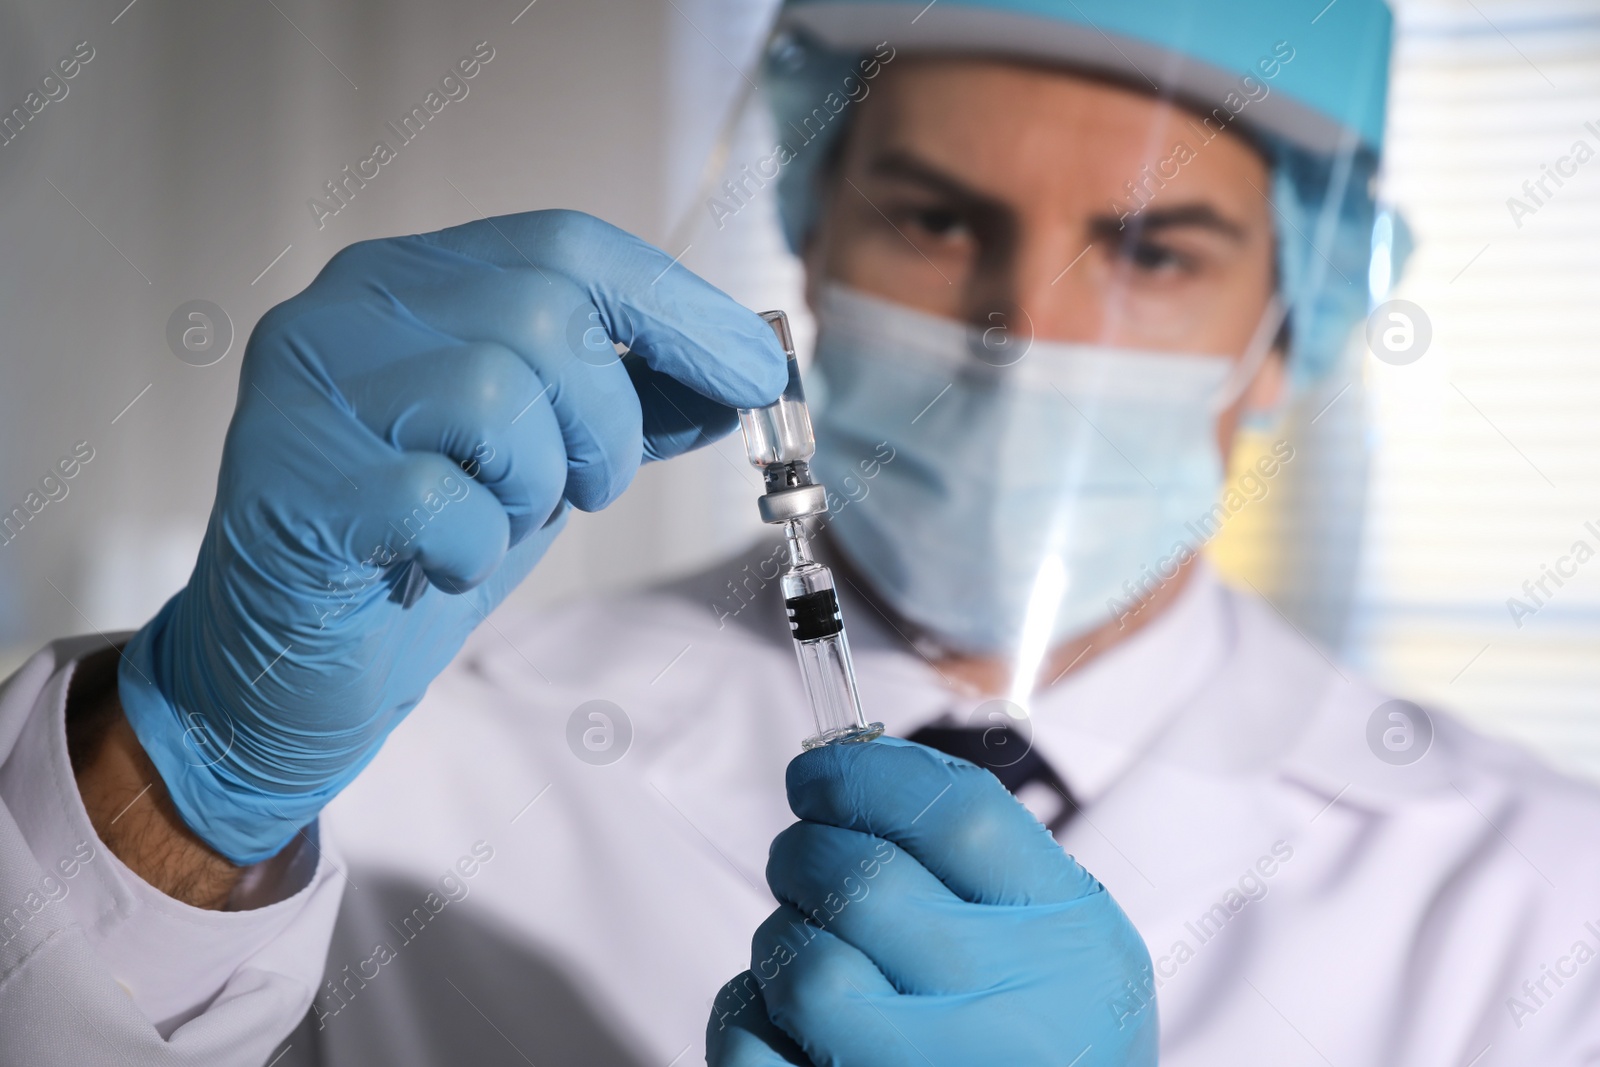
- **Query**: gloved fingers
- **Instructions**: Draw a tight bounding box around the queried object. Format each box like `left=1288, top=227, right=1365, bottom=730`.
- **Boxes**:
left=751, top=906, right=926, bottom=1067
left=290, top=230, right=460, bottom=304
left=786, top=738, right=1098, bottom=907
left=338, top=342, right=569, bottom=545
left=411, top=210, right=788, bottom=409
left=393, top=273, right=647, bottom=512
left=463, top=502, right=569, bottom=616
left=707, top=972, right=813, bottom=1067
left=766, top=821, right=1010, bottom=995
left=624, top=353, right=741, bottom=461
left=349, top=451, right=512, bottom=593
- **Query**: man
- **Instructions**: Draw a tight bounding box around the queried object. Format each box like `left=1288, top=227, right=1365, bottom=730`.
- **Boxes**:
left=2, top=1, right=1598, bottom=1064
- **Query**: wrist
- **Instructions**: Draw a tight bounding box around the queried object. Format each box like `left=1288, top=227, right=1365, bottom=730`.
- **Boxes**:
left=68, top=646, right=244, bottom=910
left=118, top=596, right=314, bottom=865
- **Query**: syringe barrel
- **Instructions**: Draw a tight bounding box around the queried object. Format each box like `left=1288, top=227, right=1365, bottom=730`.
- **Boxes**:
left=782, top=564, right=882, bottom=749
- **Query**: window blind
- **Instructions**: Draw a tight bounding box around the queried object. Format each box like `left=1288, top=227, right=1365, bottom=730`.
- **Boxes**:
left=1347, top=0, right=1600, bottom=780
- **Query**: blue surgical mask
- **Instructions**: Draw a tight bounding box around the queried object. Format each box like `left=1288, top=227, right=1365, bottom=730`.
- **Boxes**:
left=809, top=284, right=1234, bottom=655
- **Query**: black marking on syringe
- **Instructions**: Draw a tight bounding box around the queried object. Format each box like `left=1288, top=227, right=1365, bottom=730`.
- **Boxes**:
left=786, top=589, right=844, bottom=641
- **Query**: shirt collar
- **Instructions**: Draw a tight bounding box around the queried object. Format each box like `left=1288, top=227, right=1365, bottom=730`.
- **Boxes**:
left=848, top=562, right=1235, bottom=805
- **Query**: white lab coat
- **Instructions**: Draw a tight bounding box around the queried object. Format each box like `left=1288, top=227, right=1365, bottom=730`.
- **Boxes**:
left=0, top=634, right=344, bottom=1067
left=2, top=548, right=1598, bottom=1066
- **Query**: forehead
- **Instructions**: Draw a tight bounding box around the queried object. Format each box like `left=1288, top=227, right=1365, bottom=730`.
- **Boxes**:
left=844, top=56, right=1272, bottom=209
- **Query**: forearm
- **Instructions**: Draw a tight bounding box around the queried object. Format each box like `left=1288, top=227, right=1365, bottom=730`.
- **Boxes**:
left=66, top=645, right=244, bottom=909
left=0, top=637, right=347, bottom=1057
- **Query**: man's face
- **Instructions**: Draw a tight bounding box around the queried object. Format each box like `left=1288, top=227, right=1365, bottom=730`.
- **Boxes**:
left=804, top=57, right=1284, bottom=440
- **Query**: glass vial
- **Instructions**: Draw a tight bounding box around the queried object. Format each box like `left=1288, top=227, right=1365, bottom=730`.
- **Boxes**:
left=737, top=311, right=815, bottom=468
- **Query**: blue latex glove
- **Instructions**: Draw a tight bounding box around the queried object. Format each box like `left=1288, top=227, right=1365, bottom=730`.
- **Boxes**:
left=707, top=738, right=1158, bottom=1066
left=118, top=210, right=787, bottom=864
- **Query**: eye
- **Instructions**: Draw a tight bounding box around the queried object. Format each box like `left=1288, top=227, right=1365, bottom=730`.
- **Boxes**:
left=1117, top=238, right=1193, bottom=276
left=909, top=206, right=968, bottom=240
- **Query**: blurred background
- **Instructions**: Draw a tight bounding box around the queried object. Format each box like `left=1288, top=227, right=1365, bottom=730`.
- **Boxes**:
left=1, top=0, right=1598, bottom=781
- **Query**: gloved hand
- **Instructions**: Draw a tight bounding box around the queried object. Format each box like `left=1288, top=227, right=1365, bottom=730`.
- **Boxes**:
left=118, top=210, right=787, bottom=864
left=707, top=738, right=1158, bottom=1066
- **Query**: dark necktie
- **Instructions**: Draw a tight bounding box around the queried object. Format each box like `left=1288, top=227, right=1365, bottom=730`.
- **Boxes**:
left=904, top=723, right=1079, bottom=834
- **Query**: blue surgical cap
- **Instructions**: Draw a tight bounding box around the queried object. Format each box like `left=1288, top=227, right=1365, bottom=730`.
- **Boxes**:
left=760, top=0, right=1411, bottom=387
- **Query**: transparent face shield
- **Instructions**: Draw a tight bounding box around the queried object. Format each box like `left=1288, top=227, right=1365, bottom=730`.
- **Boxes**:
left=674, top=17, right=1396, bottom=744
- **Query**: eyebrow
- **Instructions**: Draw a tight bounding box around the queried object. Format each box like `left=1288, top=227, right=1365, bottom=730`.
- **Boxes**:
left=866, top=150, right=1009, bottom=216
left=1090, top=204, right=1248, bottom=244
left=867, top=149, right=1250, bottom=245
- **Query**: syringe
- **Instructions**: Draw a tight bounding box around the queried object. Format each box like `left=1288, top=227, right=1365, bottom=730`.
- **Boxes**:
left=738, top=310, right=884, bottom=750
